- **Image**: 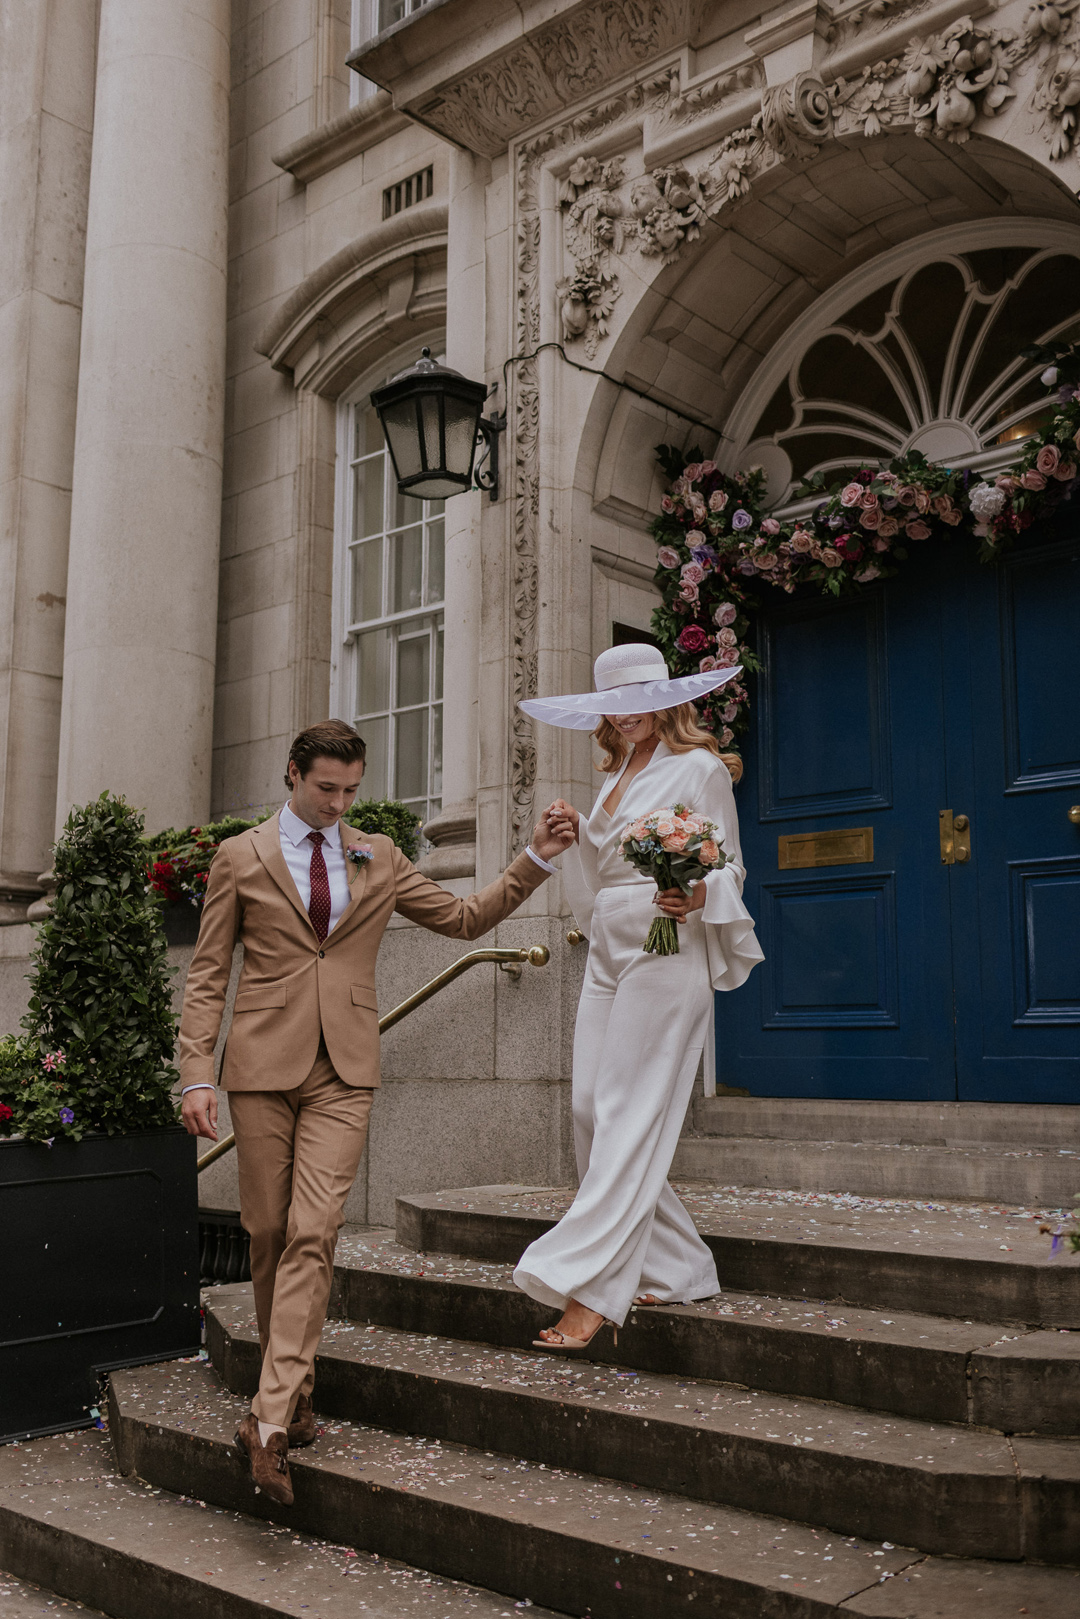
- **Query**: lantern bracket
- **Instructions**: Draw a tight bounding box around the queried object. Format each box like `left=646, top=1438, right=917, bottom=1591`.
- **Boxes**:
left=474, top=404, right=506, bottom=501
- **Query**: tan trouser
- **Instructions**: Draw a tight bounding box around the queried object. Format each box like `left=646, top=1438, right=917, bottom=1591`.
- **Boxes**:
left=229, top=1050, right=374, bottom=1428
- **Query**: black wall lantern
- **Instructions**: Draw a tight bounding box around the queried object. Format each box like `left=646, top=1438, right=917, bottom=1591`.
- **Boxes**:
left=370, top=348, right=506, bottom=502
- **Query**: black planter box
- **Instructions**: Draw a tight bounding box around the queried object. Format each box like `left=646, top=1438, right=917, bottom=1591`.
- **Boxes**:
left=0, top=1128, right=201, bottom=1443
left=161, top=898, right=202, bottom=947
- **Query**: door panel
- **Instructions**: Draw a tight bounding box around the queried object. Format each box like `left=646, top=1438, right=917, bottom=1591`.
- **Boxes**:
left=953, top=531, right=1080, bottom=1101
left=717, top=545, right=955, bottom=1100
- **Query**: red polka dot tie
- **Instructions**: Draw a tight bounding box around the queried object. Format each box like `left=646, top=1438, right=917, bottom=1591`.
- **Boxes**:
left=306, top=831, right=331, bottom=943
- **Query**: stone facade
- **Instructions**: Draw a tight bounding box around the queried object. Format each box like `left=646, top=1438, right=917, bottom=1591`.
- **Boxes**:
left=2, top=0, right=1079, bottom=1210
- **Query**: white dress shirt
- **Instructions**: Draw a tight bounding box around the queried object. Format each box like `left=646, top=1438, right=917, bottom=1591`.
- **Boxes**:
left=277, top=802, right=353, bottom=934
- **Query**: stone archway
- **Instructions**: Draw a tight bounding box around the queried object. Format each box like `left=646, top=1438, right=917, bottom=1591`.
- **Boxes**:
left=580, top=131, right=1080, bottom=528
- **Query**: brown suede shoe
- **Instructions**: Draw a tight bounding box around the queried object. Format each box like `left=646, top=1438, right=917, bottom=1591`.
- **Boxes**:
left=234, top=1413, right=294, bottom=1506
left=286, top=1392, right=317, bottom=1448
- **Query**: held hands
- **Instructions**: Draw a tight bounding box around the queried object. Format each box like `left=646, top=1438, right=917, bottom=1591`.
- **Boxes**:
left=181, top=1087, right=219, bottom=1142
left=654, top=882, right=707, bottom=923
left=531, top=799, right=579, bottom=862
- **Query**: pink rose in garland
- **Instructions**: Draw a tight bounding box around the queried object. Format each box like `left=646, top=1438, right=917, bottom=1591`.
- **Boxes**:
left=714, top=601, right=738, bottom=626
left=677, top=624, right=711, bottom=654
left=657, top=545, right=681, bottom=568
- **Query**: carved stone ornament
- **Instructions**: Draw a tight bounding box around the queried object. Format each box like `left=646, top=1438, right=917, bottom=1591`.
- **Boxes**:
left=759, top=73, right=835, bottom=159
left=1027, top=0, right=1080, bottom=159
left=631, top=165, right=709, bottom=264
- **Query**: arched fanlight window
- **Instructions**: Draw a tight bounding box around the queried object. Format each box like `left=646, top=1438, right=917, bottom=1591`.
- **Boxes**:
left=731, top=237, right=1080, bottom=506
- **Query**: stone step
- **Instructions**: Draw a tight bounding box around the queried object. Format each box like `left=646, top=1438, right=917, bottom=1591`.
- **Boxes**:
left=0, top=1568, right=107, bottom=1616
left=0, top=1419, right=553, bottom=1619
left=395, top=1185, right=1080, bottom=1327
left=105, top=1359, right=1080, bottom=1617
left=203, top=1292, right=1080, bottom=1564
left=689, top=1098, right=1080, bottom=1149
left=319, top=1232, right=1080, bottom=1433
left=672, top=1134, right=1080, bottom=1205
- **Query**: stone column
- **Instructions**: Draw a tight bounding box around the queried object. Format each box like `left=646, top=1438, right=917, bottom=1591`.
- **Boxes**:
left=420, top=146, right=487, bottom=879
left=54, top=0, right=230, bottom=836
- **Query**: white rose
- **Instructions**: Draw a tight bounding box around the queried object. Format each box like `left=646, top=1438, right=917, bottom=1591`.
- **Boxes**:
left=969, top=482, right=1006, bottom=521
left=1042, top=366, right=1059, bottom=386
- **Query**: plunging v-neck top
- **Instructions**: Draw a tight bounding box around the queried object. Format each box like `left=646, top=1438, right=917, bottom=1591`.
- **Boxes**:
left=561, top=741, right=764, bottom=991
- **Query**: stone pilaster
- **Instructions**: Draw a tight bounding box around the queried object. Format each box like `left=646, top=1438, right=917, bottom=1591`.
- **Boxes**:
left=54, top=0, right=230, bottom=835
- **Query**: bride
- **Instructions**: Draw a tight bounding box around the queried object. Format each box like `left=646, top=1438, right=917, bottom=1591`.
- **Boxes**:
left=514, top=643, right=763, bottom=1351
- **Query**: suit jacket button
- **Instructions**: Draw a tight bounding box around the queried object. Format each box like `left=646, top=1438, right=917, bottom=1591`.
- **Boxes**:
left=318, top=949, right=324, bottom=958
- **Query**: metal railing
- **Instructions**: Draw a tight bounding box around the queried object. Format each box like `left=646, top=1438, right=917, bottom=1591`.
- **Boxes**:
left=196, top=944, right=550, bottom=1173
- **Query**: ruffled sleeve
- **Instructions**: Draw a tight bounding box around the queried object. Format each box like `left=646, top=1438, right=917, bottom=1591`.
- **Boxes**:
left=695, top=757, right=765, bottom=992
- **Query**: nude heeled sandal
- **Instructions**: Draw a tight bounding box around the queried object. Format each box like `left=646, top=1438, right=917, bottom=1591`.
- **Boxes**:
left=532, top=1318, right=618, bottom=1355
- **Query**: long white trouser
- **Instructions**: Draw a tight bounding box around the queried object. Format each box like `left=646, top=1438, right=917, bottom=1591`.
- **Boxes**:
left=514, top=884, right=720, bottom=1326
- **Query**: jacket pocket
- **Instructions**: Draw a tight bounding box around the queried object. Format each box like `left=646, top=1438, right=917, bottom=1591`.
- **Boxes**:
left=350, top=985, right=379, bottom=1011
left=234, top=984, right=287, bottom=1013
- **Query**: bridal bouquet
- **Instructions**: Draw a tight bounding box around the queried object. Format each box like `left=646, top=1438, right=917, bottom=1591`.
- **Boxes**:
left=619, top=804, right=727, bottom=956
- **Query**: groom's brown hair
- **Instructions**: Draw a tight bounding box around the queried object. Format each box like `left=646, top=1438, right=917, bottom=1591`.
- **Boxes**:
left=285, top=719, right=366, bottom=789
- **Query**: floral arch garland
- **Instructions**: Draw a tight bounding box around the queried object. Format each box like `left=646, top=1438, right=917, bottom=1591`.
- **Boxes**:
left=648, top=344, right=1080, bottom=754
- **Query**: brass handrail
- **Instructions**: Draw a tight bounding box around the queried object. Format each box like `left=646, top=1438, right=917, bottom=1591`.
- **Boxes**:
left=196, top=944, right=550, bottom=1173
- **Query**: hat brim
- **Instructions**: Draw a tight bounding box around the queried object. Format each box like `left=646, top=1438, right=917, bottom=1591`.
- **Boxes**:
left=518, top=665, right=742, bottom=730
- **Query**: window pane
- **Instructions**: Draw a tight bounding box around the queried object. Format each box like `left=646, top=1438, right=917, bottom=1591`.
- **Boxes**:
left=391, top=526, right=424, bottom=613
left=426, top=519, right=445, bottom=605
left=397, top=629, right=430, bottom=709
left=358, top=716, right=388, bottom=801
left=432, top=703, right=443, bottom=800
left=435, top=621, right=444, bottom=700
left=395, top=706, right=428, bottom=803
left=355, top=457, right=385, bottom=540
left=350, top=539, right=383, bottom=624
left=356, top=626, right=391, bottom=714
left=390, top=479, right=424, bottom=533
left=354, top=403, right=385, bottom=461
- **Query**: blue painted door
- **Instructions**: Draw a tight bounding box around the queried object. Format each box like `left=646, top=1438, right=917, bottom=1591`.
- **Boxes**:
left=717, top=523, right=1080, bottom=1103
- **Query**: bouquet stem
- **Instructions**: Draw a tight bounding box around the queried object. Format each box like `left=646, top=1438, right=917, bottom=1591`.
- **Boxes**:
left=644, top=915, right=680, bottom=956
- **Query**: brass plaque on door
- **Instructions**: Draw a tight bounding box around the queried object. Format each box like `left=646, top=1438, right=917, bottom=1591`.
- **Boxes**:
left=778, top=827, right=874, bottom=869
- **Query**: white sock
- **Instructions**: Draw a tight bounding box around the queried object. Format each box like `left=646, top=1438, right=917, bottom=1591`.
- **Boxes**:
left=258, top=1421, right=287, bottom=1448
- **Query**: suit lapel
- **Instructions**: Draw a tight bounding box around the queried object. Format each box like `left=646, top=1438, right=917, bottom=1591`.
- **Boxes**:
left=252, top=813, right=316, bottom=933
left=324, top=824, right=372, bottom=947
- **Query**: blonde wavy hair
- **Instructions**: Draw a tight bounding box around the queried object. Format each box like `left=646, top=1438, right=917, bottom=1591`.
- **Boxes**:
left=594, top=703, right=743, bottom=784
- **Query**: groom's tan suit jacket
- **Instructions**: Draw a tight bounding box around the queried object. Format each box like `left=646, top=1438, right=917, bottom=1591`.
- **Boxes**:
left=178, top=816, right=549, bottom=1093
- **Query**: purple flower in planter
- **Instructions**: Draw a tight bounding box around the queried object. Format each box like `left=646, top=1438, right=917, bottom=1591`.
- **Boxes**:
left=59, top=1106, right=74, bottom=1125
left=731, top=509, right=753, bottom=531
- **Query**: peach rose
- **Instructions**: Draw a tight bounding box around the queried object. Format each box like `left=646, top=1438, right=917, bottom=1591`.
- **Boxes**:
left=717, top=627, right=738, bottom=648
left=699, top=839, right=721, bottom=865
left=932, top=494, right=954, bottom=518
left=906, top=519, right=931, bottom=540
left=821, top=547, right=842, bottom=567
left=700, top=460, right=717, bottom=476
left=1036, top=444, right=1061, bottom=475
left=654, top=818, right=675, bottom=838
left=791, top=529, right=813, bottom=552
left=1020, top=470, right=1046, bottom=491
left=995, top=475, right=1020, bottom=492
left=840, top=482, right=863, bottom=507
left=1053, top=460, right=1077, bottom=481
left=709, top=489, right=728, bottom=513
left=860, top=507, right=882, bottom=530
left=895, top=485, right=917, bottom=507
left=699, top=655, right=718, bottom=672
left=941, top=506, right=963, bottom=526
left=680, top=582, right=699, bottom=602
left=860, top=488, right=880, bottom=509
left=877, top=517, right=900, bottom=538
left=914, top=489, right=931, bottom=514
left=714, top=601, right=738, bottom=626
left=661, top=831, right=689, bottom=852
left=716, top=648, right=739, bottom=666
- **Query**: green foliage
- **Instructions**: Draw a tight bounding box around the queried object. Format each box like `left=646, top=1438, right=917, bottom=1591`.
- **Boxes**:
left=143, top=798, right=424, bottom=905
left=343, top=799, right=422, bottom=864
left=0, top=794, right=179, bottom=1143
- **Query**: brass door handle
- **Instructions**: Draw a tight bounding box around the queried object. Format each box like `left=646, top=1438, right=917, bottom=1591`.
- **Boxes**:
left=1070, top=805, right=1080, bottom=825
left=939, top=810, right=972, bottom=864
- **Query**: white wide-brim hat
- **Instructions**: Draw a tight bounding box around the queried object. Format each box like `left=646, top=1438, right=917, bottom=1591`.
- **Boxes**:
left=518, top=643, right=742, bottom=731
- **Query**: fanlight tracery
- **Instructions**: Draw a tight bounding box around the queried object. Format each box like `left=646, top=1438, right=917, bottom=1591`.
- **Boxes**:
left=736, top=247, right=1080, bottom=506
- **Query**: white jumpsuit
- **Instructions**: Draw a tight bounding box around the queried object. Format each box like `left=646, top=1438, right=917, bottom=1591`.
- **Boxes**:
left=513, top=741, right=764, bottom=1326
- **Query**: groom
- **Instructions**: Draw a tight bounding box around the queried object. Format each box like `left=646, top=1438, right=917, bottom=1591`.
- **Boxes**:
left=179, top=719, right=568, bottom=1505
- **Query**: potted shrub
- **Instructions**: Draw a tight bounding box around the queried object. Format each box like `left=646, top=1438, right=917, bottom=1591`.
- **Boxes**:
left=0, top=794, right=200, bottom=1443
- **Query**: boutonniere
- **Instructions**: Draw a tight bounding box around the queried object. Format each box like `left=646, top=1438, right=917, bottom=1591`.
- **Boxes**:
left=345, top=842, right=374, bottom=883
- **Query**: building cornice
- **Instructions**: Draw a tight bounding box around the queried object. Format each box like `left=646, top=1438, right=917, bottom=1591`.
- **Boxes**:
left=271, top=92, right=414, bottom=184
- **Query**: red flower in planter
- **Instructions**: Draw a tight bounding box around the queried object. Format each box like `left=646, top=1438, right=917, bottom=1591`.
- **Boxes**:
left=677, top=624, right=711, bottom=655
left=0, top=1102, right=12, bottom=1124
